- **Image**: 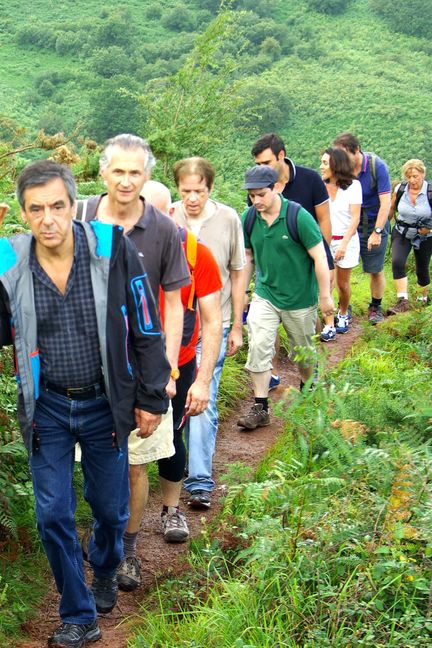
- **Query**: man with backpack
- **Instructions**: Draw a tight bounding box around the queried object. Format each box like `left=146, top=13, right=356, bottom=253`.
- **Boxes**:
left=237, top=165, right=334, bottom=430
left=333, top=133, right=391, bottom=324
left=251, top=132, right=332, bottom=386
left=76, top=134, right=190, bottom=591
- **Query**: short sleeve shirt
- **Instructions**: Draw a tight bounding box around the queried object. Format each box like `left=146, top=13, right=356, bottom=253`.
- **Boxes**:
left=80, top=195, right=191, bottom=304
left=358, top=154, right=391, bottom=220
left=160, top=239, right=222, bottom=366
left=330, top=180, right=362, bottom=236
left=395, top=180, right=432, bottom=239
left=281, top=159, right=329, bottom=220
left=171, top=200, right=246, bottom=327
left=242, top=197, right=323, bottom=310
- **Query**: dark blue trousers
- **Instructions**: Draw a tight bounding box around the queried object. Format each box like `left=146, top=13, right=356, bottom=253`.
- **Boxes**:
left=30, top=388, right=129, bottom=624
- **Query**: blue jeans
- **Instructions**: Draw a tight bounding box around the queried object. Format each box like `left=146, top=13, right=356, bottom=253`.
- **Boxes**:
left=184, top=327, right=228, bottom=493
left=30, top=387, right=129, bottom=624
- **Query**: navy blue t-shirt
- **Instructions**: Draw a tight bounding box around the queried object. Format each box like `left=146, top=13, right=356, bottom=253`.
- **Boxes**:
left=281, top=158, right=329, bottom=222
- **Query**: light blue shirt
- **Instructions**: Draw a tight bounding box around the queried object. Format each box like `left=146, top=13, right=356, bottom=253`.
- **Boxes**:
left=396, top=180, right=432, bottom=239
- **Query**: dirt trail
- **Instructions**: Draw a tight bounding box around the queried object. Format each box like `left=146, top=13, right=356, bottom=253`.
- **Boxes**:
left=16, top=321, right=362, bottom=648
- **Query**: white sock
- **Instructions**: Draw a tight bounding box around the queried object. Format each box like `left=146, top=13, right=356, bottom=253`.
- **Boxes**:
left=397, top=293, right=408, bottom=300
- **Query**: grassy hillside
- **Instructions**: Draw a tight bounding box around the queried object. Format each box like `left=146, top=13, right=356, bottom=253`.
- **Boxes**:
left=0, top=0, right=431, bottom=184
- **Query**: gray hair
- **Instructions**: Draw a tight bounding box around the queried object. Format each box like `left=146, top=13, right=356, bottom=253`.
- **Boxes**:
left=16, top=159, right=76, bottom=208
left=99, top=134, right=156, bottom=174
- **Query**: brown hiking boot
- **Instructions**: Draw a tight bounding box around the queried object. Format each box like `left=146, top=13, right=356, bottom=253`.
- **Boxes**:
left=387, top=297, right=410, bottom=316
left=237, top=403, right=270, bottom=430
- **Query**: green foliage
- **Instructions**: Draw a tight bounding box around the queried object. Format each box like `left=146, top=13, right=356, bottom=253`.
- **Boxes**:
left=370, top=0, right=432, bottom=40
left=137, top=11, right=250, bottom=175
left=94, top=8, right=137, bottom=50
left=306, top=0, right=351, bottom=15
left=236, top=80, right=290, bottom=134
left=89, top=47, right=134, bottom=78
left=162, top=6, right=196, bottom=32
left=87, top=76, right=141, bottom=141
left=130, top=305, right=432, bottom=647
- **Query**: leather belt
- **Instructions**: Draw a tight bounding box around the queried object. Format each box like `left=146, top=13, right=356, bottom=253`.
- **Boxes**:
left=42, top=381, right=105, bottom=400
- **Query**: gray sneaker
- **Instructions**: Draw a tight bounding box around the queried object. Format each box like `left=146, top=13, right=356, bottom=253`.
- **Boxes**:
left=237, top=403, right=270, bottom=430
left=162, top=507, right=189, bottom=543
left=117, top=556, right=141, bottom=592
left=368, top=303, right=384, bottom=324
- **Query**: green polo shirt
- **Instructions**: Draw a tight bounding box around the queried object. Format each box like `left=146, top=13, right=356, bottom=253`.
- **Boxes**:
left=242, top=196, right=323, bottom=310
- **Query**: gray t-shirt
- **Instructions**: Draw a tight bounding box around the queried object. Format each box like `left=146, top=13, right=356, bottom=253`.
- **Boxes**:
left=171, top=199, right=246, bottom=326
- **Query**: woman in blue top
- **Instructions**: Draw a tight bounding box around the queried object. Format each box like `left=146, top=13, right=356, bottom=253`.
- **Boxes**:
left=388, top=159, right=432, bottom=313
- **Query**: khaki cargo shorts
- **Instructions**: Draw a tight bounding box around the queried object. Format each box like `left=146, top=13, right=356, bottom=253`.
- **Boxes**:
left=75, top=404, right=174, bottom=465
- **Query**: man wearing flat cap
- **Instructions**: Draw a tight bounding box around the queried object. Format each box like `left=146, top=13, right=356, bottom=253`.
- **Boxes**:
left=238, top=165, right=334, bottom=430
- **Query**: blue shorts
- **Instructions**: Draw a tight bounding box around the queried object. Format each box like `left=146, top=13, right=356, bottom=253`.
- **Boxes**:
left=359, top=219, right=390, bottom=273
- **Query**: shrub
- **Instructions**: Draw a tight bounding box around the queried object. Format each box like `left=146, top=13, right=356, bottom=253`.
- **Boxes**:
left=16, top=24, right=56, bottom=49
left=162, top=6, right=196, bottom=32
left=305, top=0, right=351, bottom=14
left=89, top=47, right=132, bottom=79
left=370, top=0, right=432, bottom=39
left=144, top=3, right=163, bottom=20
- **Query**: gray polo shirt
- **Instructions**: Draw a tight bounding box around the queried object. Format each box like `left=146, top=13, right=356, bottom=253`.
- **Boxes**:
left=171, top=199, right=246, bottom=327
left=78, top=195, right=190, bottom=302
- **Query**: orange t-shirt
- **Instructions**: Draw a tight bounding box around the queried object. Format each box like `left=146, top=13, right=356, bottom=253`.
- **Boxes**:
left=160, top=239, right=222, bottom=367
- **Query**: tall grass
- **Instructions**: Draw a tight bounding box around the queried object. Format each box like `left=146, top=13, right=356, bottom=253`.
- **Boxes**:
left=129, top=308, right=432, bottom=648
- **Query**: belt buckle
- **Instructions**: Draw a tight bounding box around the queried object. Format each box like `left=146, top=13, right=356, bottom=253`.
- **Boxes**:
left=67, top=386, right=86, bottom=399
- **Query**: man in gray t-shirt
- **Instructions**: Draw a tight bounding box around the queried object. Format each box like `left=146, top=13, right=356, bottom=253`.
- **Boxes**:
left=171, top=156, right=246, bottom=510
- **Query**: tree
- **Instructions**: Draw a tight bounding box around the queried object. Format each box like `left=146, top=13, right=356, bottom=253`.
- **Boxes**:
left=136, top=12, right=251, bottom=176
left=305, top=0, right=351, bottom=14
left=95, top=9, right=137, bottom=50
left=236, top=81, right=290, bottom=134
left=87, top=76, right=140, bottom=142
left=162, top=6, right=196, bottom=32
left=370, top=0, right=432, bottom=39
left=89, top=47, right=132, bottom=78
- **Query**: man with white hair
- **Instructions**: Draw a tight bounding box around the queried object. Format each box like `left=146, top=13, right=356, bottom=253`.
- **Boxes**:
left=76, top=134, right=190, bottom=591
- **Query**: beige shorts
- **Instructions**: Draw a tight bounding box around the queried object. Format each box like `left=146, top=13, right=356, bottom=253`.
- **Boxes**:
left=128, top=404, right=174, bottom=465
left=246, top=294, right=317, bottom=372
left=75, top=404, right=174, bottom=466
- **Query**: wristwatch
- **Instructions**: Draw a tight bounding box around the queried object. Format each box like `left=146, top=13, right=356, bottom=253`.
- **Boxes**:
left=374, top=227, right=383, bottom=234
left=170, top=368, right=180, bottom=380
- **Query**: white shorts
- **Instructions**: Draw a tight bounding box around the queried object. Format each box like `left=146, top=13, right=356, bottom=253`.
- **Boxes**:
left=330, top=234, right=360, bottom=269
left=75, top=404, right=174, bottom=466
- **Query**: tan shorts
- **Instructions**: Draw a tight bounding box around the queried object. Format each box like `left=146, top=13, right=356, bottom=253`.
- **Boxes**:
left=75, top=404, right=174, bottom=466
left=128, top=404, right=174, bottom=465
left=246, top=294, right=317, bottom=372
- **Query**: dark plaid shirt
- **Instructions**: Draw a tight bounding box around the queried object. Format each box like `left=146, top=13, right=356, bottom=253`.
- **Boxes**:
left=30, top=222, right=102, bottom=387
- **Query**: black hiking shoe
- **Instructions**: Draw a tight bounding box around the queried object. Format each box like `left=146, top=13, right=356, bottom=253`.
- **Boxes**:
left=91, top=576, right=118, bottom=614
left=187, top=490, right=211, bottom=509
left=48, top=621, right=101, bottom=647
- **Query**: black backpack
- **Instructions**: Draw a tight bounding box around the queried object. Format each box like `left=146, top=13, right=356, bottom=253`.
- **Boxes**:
left=395, top=182, right=432, bottom=212
left=244, top=200, right=302, bottom=243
